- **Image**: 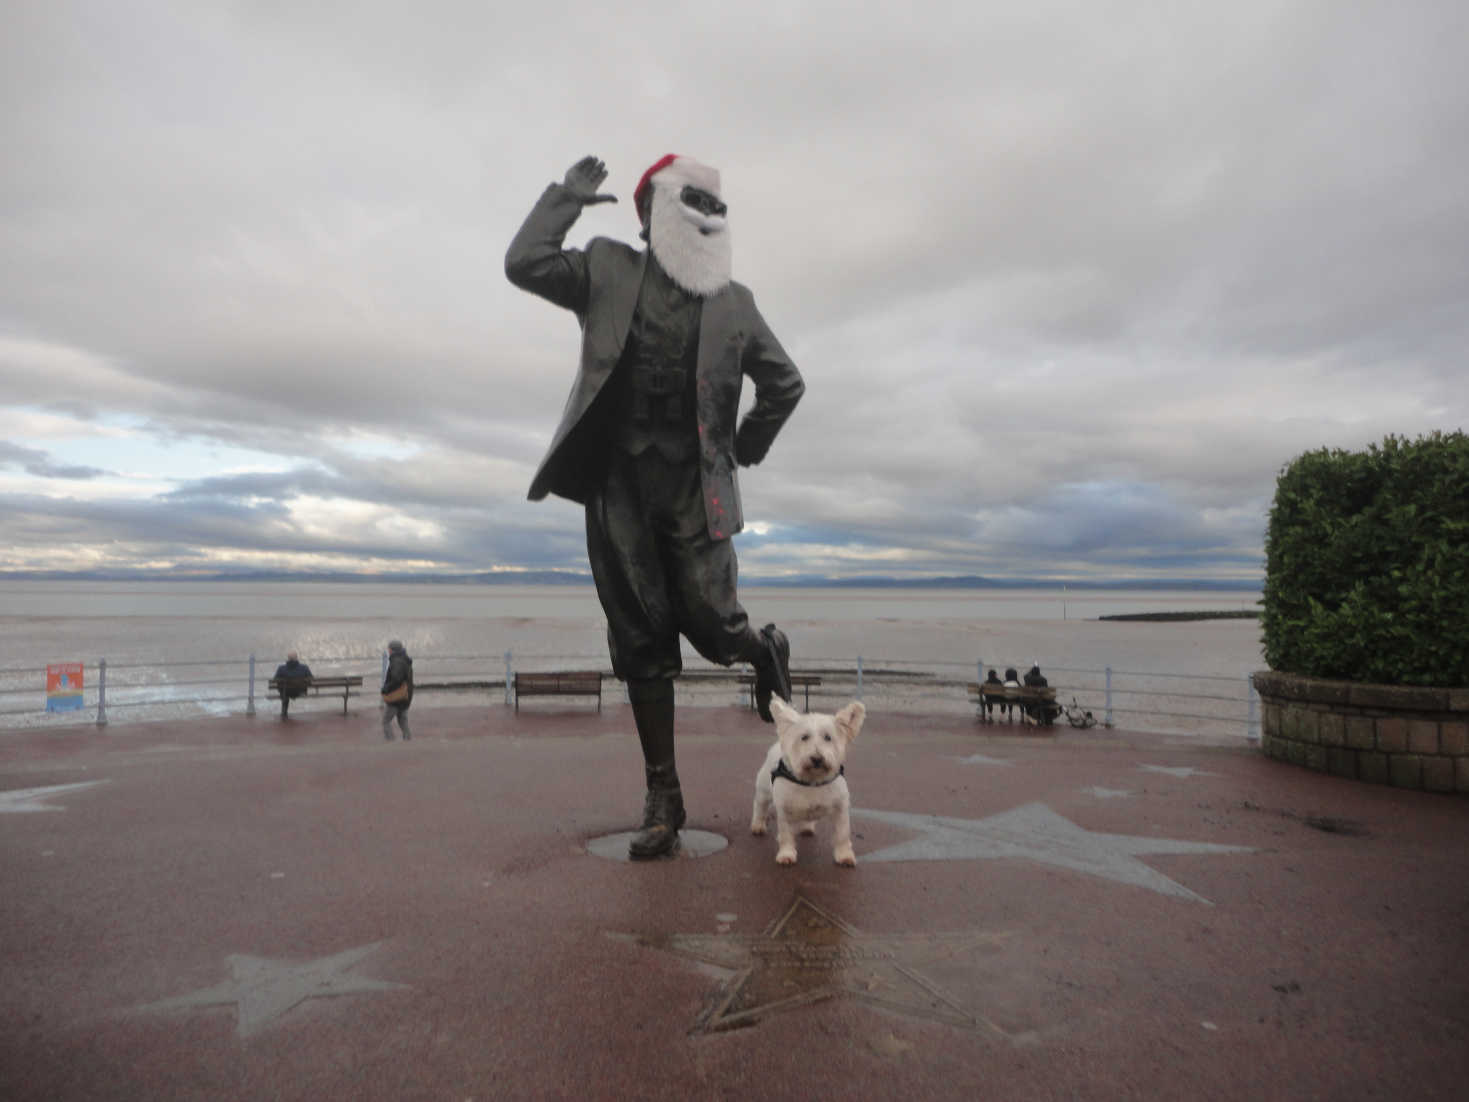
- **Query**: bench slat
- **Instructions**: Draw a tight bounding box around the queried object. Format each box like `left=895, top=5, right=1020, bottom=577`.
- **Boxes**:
left=735, top=673, right=821, bottom=711
left=514, top=671, right=602, bottom=712
left=970, top=683, right=1055, bottom=700
left=967, top=682, right=1061, bottom=727
left=267, top=675, right=364, bottom=716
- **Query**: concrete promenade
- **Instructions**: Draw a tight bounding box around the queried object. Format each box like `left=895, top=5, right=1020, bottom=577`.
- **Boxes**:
left=2, top=701, right=1466, bottom=1100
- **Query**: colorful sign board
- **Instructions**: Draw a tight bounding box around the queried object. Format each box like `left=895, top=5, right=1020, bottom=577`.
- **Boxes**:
left=46, top=662, right=85, bottom=713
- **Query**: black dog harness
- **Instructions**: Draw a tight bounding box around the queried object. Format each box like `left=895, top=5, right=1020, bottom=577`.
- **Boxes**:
left=771, top=758, right=844, bottom=788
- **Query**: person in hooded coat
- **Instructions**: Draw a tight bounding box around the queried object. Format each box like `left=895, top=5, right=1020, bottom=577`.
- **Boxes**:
left=273, top=651, right=313, bottom=719
left=381, top=639, right=413, bottom=741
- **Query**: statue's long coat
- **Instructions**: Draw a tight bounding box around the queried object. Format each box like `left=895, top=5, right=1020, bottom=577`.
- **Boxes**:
left=505, top=183, right=804, bottom=541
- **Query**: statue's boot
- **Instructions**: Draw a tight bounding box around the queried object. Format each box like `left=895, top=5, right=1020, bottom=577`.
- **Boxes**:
left=751, top=623, right=793, bottom=723
left=627, top=678, right=685, bottom=860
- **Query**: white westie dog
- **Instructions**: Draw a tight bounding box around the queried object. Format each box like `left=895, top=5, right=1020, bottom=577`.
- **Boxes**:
left=750, top=696, right=865, bottom=866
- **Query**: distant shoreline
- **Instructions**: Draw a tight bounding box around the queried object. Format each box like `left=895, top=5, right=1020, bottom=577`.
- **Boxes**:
left=0, top=571, right=1264, bottom=591
left=1099, top=610, right=1260, bottom=622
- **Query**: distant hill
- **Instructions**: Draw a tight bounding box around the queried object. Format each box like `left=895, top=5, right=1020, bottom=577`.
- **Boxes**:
left=1099, top=610, right=1261, bottom=621
left=0, top=568, right=1262, bottom=590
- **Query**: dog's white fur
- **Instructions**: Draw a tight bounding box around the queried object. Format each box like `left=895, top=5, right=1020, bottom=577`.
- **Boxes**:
left=750, top=696, right=864, bottom=866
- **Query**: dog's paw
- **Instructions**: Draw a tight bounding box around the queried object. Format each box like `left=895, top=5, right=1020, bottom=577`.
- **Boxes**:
left=750, top=821, right=767, bottom=836
left=834, top=848, right=857, bottom=868
left=776, top=848, right=798, bottom=865
left=798, top=824, right=816, bottom=837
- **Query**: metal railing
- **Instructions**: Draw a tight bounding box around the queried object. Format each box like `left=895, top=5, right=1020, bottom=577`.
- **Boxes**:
left=0, top=651, right=1261, bottom=742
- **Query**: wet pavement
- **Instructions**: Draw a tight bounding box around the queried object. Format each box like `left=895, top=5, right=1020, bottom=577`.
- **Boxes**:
left=2, top=702, right=1466, bottom=1100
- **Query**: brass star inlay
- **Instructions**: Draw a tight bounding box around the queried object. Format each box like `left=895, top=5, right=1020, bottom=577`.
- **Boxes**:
left=634, top=896, right=1010, bottom=1036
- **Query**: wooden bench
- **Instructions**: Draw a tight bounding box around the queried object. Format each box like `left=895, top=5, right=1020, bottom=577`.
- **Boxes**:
left=514, top=671, right=602, bottom=712
left=968, top=682, right=1061, bottom=726
left=268, top=675, right=364, bottom=716
left=736, top=673, right=822, bottom=711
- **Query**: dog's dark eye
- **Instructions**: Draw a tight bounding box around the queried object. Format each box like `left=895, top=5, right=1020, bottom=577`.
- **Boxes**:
left=799, top=733, right=811, bottom=742
left=823, top=733, right=833, bottom=742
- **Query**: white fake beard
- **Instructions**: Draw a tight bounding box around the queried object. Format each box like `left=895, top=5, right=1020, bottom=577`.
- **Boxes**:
left=647, top=185, right=732, bottom=297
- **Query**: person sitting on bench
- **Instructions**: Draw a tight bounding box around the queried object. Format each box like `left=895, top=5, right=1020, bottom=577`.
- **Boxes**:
left=273, top=651, right=313, bottom=719
left=1022, top=663, right=1062, bottom=725
left=981, top=668, right=1004, bottom=722
left=1001, top=667, right=1021, bottom=722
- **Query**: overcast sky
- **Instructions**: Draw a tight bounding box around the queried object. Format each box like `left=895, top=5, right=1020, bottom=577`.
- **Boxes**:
left=3, top=1, right=1464, bottom=583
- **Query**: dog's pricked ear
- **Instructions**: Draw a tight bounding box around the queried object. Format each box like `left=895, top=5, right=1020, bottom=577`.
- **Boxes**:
left=770, top=695, right=799, bottom=729
left=835, top=700, right=866, bottom=741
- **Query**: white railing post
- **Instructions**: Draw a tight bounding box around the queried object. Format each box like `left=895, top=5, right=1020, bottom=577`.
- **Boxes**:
left=1247, top=674, right=1259, bottom=743
left=96, top=658, right=108, bottom=728
left=1104, top=665, right=1113, bottom=728
left=246, top=654, right=257, bottom=717
left=504, top=650, right=513, bottom=707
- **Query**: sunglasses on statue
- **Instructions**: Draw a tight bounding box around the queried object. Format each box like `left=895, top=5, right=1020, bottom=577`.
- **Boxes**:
left=680, top=185, right=727, bottom=218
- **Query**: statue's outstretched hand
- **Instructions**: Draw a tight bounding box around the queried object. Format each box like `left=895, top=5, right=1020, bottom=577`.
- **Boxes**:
left=563, top=156, right=617, bottom=205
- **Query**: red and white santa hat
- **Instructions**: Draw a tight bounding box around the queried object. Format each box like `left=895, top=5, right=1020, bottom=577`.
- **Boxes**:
left=633, top=154, right=722, bottom=224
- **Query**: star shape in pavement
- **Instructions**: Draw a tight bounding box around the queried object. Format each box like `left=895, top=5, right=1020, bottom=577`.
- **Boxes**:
left=134, top=942, right=407, bottom=1038
left=1081, top=786, right=1134, bottom=800
left=633, top=896, right=1009, bottom=1036
left=0, top=780, right=107, bottom=813
left=1139, top=764, right=1217, bottom=778
left=956, top=753, right=1013, bottom=767
left=853, top=802, right=1250, bottom=904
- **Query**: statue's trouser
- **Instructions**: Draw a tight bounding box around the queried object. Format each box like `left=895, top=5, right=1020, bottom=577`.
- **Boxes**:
left=586, top=448, right=771, bottom=681
left=586, top=449, right=783, bottom=857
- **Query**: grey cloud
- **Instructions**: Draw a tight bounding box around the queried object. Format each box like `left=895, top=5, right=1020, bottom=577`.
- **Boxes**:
left=0, top=440, right=108, bottom=480
left=2, top=1, right=1465, bottom=581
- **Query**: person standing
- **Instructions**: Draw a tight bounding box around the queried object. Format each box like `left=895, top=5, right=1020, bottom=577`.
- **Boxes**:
left=381, top=639, right=413, bottom=741
left=505, top=153, right=802, bottom=859
left=273, top=650, right=313, bottom=719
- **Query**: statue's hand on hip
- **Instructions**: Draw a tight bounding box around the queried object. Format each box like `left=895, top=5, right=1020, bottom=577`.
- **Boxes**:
left=563, top=156, right=618, bottom=205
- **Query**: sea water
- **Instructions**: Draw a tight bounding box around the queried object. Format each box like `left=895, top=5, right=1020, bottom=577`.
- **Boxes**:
left=0, top=581, right=1265, bottom=734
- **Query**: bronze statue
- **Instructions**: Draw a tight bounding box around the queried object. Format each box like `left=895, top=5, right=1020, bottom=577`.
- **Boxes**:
left=506, top=155, right=803, bottom=858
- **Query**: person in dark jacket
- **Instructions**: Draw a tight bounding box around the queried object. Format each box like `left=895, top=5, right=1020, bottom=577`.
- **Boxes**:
left=381, top=640, right=413, bottom=741
left=981, top=668, right=1004, bottom=723
left=273, top=651, right=313, bottom=719
left=505, top=153, right=802, bottom=860
left=1022, top=663, right=1062, bottom=725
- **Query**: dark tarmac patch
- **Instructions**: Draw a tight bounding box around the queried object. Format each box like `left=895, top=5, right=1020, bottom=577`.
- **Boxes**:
left=1239, top=801, right=1371, bottom=838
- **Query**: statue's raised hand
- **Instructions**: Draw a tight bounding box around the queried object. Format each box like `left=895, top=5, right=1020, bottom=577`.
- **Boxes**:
left=563, top=156, right=617, bottom=205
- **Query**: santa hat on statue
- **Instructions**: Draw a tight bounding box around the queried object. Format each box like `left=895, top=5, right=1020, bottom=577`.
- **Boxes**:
left=634, top=154, right=722, bottom=226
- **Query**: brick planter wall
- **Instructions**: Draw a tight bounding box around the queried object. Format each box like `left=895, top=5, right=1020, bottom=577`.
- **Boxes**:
left=1253, top=670, right=1469, bottom=793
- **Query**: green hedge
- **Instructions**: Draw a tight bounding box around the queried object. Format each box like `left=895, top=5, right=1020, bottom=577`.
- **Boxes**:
left=1261, top=431, right=1469, bottom=686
